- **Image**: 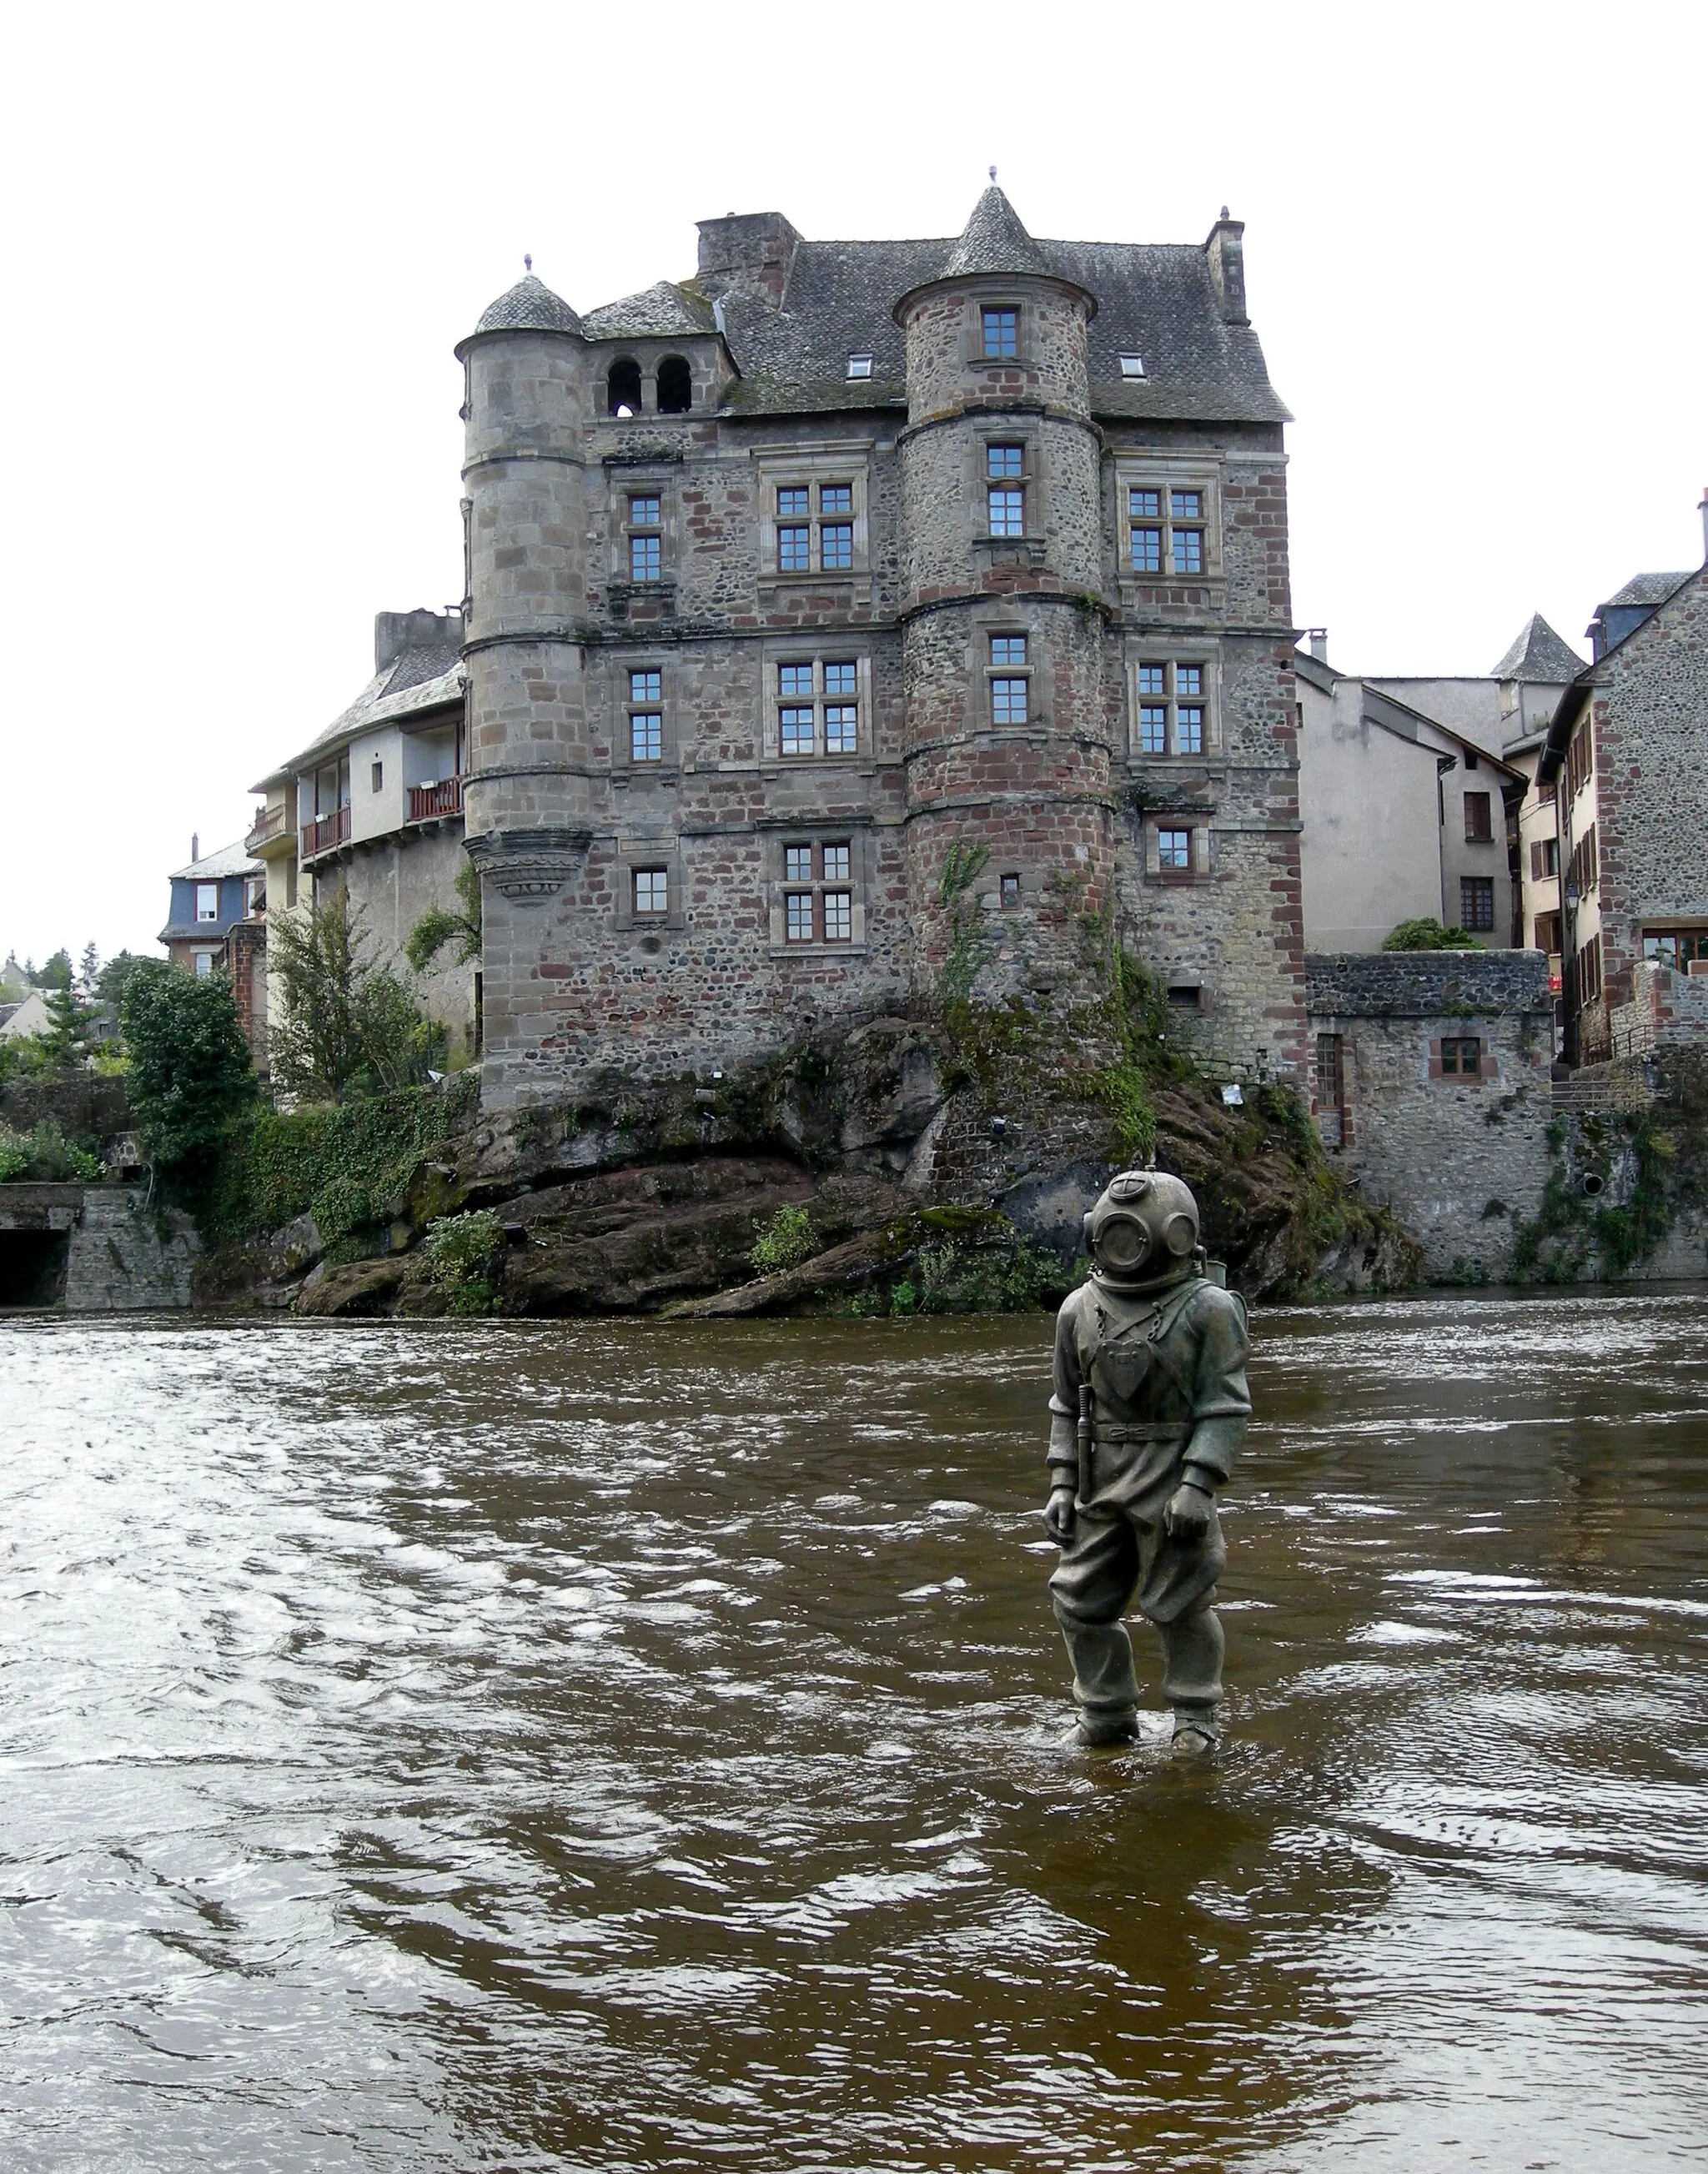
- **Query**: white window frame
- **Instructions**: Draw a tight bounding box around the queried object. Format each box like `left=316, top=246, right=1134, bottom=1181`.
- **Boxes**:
left=194, top=882, right=219, bottom=922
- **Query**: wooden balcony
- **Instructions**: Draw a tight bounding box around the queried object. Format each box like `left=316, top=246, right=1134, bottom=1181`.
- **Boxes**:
left=299, top=806, right=350, bottom=861
left=407, top=776, right=463, bottom=823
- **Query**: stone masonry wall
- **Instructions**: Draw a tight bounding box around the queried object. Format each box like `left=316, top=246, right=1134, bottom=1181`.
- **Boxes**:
left=462, top=276, right=1307, bottom=1107
left=1585, top=565, right=1708, bottom=1035
left=1307, top=950, right=1553, bottom=1278
left=0, top=1185, right=198, bottom=1310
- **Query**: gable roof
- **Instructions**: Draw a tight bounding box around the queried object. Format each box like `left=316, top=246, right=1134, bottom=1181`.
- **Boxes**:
left=169, top=839, right=260, bottom=883
left=580, top=281, right=717, bottom=341
left=253, top=641, right=464, bottom=791
left=1539, top=561, right=1707, bottom=785
left=1602, top=570, right=1692, bottom=611
left=1489, top=613, right=1585, bottom=684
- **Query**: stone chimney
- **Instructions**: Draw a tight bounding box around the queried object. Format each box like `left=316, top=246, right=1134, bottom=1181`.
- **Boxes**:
left=190, top=832, right=199, bottom=865
left=1306, top=628, right=1329, bottom=661
left=1204, top=208, right=1248, bottom=325
left=374, top=608, right=465, bottom=676
left=696, top=212, right=801, bottom=307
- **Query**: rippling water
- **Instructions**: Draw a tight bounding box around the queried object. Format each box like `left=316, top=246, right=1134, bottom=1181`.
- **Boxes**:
left=3, top=1293, right=1707, bottom=2171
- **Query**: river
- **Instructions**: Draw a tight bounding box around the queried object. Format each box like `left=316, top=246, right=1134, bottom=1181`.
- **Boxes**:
left=3, top=1293, right=1705, bottom=2171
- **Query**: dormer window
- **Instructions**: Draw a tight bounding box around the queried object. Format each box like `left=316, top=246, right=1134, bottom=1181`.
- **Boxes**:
left=1119, top=354, right=1146, bottom=378
left=194, top=883, right=219, bottom=922
left=846, top=353, right=873, bottom=380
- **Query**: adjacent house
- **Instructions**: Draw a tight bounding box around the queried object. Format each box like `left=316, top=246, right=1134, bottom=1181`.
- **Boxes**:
left=249, top=610, right=473, bottom=1055
left=157, top=838, right=269, bottom=1062
left=1538, top=505, right=1708, bottom=1065
left=1294, top=623, right=1570, bottom=953
left=0, top=988, right=53, bottom=1042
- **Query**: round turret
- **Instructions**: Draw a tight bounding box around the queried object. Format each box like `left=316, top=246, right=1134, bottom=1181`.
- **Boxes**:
left=894, top=189, right=1115, bottom=1006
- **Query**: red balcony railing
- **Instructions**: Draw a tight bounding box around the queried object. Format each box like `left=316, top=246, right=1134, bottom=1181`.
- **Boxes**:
left=300, top=806, right=350, bottom=860
left=407, top=776, right=463, bottom=823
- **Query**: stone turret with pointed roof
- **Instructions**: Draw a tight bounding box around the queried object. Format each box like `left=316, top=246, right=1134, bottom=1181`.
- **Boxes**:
left=1490, top=613, right=1584, bottom=685
left=940, top=183, right=1051, bottom=280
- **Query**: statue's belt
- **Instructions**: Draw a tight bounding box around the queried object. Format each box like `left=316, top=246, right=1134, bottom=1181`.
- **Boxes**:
left=1092, top=1423, right=1185, bottom=1445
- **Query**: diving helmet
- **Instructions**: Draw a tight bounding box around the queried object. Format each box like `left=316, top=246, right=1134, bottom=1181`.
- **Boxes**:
left=1082, top=1168, right=1201, bottom=1288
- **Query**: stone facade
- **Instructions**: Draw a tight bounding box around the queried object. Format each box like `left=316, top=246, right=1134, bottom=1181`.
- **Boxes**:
left=1306, top=950, right=1554, bottom=1278
left=457, top=192, right=1307, bottom=1106
left=1540, top=563, right=1708, bottom=1064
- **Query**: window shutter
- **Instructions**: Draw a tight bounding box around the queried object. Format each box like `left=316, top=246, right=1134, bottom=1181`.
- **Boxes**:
left=1144, top=825, right=1160, bottom=876
left=1193, top=826, right=1210, bottom=874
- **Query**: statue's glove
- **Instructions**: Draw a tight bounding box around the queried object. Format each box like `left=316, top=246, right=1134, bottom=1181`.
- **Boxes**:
left=1043, top=1484, right=1078, bottom=1546
left=1163, top=1464, right=1218, bottom=1544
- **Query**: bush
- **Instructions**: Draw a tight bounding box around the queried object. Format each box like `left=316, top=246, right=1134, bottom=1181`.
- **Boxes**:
left=1382, top=917, right=1479, bottom=951
left=423, top=1208, right=506, bottom=1314
left=119, top=961, right=254, bottom=1175
left=749, top=1203, right=817, bottom=1275
left=0, top=1119, right=103, bottom=1183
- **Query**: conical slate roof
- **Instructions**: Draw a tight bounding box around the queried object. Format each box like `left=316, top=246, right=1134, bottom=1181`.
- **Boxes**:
left=940, top=184, right=1051, bottom=279
left=472, top=272, right=582, bottom=336
left=1489, top=612, right=1585, bottom=683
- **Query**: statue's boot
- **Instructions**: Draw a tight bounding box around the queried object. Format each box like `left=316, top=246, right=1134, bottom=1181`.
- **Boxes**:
left=1168, top=1705, right=1220, bottom=1760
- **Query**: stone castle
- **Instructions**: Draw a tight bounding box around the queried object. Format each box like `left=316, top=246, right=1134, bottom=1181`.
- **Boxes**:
left=456, top=187, right=1304, bottom=1106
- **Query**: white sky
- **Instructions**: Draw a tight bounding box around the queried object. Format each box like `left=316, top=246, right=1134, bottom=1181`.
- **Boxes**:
left=0, top=0, right=1701, bottom=967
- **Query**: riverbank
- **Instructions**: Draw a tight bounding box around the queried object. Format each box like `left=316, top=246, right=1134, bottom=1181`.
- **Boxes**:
left=190, top=1003, right=1415, bottom=1318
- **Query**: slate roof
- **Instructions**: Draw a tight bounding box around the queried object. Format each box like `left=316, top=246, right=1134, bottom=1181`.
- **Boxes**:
left=703, top=228, right=1287, bottom=424
left=938, top=185, right=1052, bottom=280
left=168, top=839, right=261, bottom=883
left=253, top=643, right=464, bottom=791
left=1602, top=570, right=1692, bottom=610
left=1489, top=613, right=1585, bottom=683
left=580, top=280, right=717, bottom=341
left=473, top=273, right=582, bottom=337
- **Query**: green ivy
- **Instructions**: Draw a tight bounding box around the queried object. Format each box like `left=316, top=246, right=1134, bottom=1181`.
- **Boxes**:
left=205, top=1074, right=478, bottom=1243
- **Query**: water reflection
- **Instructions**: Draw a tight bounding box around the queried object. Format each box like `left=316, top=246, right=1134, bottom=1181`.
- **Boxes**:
left=1, top=1293, right=1705, bottom=2168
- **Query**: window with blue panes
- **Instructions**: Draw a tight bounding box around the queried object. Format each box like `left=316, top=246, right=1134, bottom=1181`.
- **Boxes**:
left=981, top=307, right=1018, bottom=358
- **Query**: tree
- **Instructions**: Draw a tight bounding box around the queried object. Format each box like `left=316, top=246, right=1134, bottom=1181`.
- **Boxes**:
left=79, top=941, right=100, bottom=991
left=95, top=951, right=147, bottom=1011
left=38, top=982, right=89, bottom=1069
left=33, top=948, right=73, bottom=991
left=1382, top=917, right=1479, bottom=951
left=119, top=960, right=254, bottom=1172
left=406, top=860, right=483, bottom=973
left=269, top=891, right=440, bottom=1102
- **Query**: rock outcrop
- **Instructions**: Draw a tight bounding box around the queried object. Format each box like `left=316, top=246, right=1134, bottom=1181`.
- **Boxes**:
left=203, top=1007, right=1415, bottom=1319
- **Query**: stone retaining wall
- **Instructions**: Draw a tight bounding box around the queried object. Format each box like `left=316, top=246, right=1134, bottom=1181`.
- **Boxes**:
left=1305, top=950, right=1554, bottom=1280
left=0, top=1184, right=198, bottom=1310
